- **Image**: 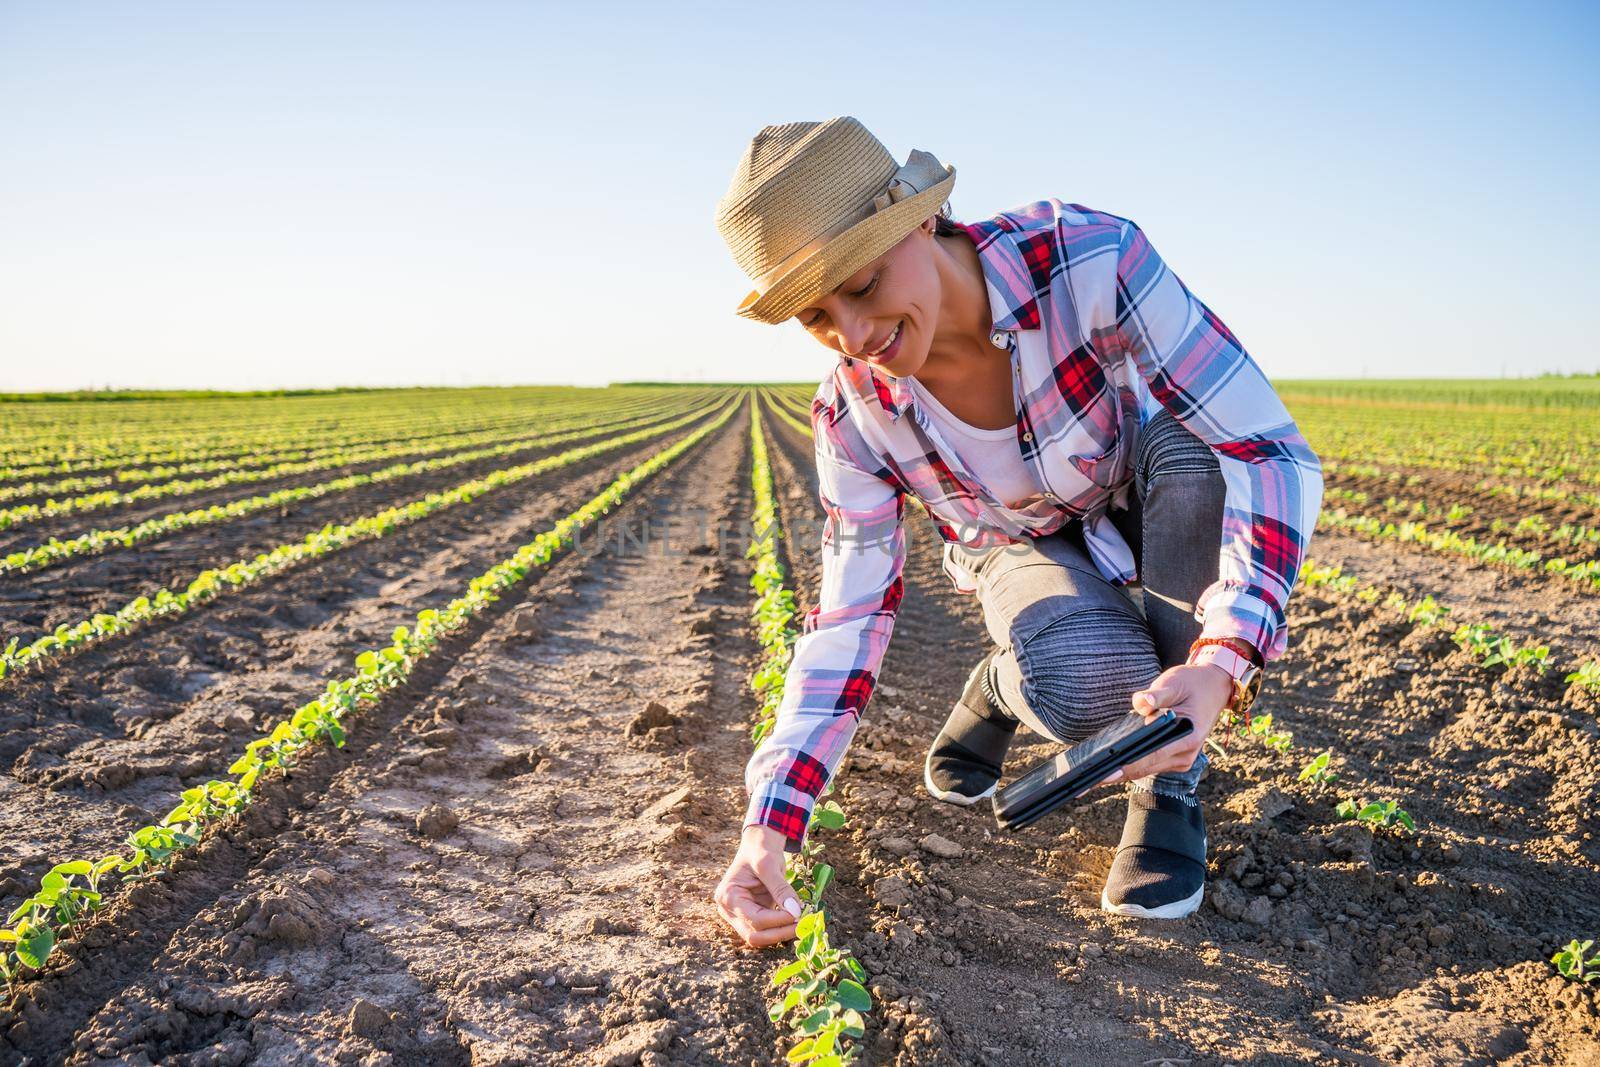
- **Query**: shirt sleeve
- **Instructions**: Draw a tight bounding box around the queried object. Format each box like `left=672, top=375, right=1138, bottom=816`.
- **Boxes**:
left=1111, top=217, right=1324, bottom=662
left=743, top=402, right=907, bottom=847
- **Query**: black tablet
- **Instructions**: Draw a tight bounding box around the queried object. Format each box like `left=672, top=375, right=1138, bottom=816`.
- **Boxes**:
left=992, top=710, right=1193, bottom=831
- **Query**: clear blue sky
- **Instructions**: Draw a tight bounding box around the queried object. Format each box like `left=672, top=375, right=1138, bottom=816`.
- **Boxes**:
left=1, top=0, right=1595, bottom=392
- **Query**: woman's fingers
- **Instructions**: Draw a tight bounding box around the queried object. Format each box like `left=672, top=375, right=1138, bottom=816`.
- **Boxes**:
left=713, top=885, right=760, bottom=941
left=718, top=895, right=799, bottom=947
left=715, top=877, right=801, bottom=947
left=712, top=826, right=806, bottom=948
left=755, top=865, right=804, bottom=921
left=1114, top=739, right=1198, bottom=783
left=718, top=881, right=786, bottom=926
left=740, top=919, right=800, bottom=948
left=1132, top=680, right=1183, bottom=714
left=744, top=900, right=803, bottom=930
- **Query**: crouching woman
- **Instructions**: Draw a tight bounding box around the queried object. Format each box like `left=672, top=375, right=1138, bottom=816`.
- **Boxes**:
left=709, top=115, right=1323, bottom=946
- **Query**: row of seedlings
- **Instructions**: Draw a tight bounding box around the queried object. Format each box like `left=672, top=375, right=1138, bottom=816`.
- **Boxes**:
left=745, top=403, right=874, bottom=1065
left=0, top=401, right=734, bottom=683
left=0, top=399, right=740, bottom=993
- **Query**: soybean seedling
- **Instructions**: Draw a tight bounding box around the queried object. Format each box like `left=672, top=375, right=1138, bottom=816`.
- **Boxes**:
left=1452, top=623, right=1551, bottom=672
left=1552, top=939, right=1600, bottom=984
left=1407, top=595, right=1450, bottom=627
left=766, top=798, right=873, bottom=1064
left=1564, top=661, right=1600, bottom=691
left=1336, top=798, right=1416, bottom=833
left=766, top=909, right=871, bottom=1056
left=1297, top=750, right=1339, bottom=788
left=1246, top=712, right=1294, bottom=754
left=0, top=856, right=126, bottom=979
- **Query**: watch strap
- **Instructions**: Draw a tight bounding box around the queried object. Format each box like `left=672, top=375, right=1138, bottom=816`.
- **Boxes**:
left=1186, top=639, right=1262, bottom=740
left=1188, top=635, right=1263, bottom=670
left=1187, top=643, right=1255, bottom=684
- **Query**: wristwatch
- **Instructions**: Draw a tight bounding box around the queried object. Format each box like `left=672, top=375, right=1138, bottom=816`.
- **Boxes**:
left=1187, top=636, right=1263, bottom=718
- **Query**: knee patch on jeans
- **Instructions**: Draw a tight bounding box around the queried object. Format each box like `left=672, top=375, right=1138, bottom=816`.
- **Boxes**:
left=1015, top=607, right=1162, bottom=741
left=1136, top=412, right=1221, bottom=497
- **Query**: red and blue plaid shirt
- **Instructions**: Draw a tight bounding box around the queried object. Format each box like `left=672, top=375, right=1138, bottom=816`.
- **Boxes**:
left=746, top=198, right=1324, bottom=844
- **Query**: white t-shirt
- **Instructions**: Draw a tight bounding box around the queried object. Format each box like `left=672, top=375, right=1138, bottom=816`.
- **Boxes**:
left=907, top=375, right=1043, bottom=508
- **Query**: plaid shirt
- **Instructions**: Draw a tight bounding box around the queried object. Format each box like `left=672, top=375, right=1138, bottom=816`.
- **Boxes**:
left=746, top=198, right=1323, bottom=844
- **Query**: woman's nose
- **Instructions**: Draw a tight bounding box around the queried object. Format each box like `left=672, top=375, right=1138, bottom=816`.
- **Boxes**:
left=834, top=315, right=873, bottom=357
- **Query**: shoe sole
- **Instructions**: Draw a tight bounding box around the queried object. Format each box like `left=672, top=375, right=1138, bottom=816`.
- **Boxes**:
left=1098, top=883, right=1205, bottom=919
left=922, top=755, right=996, bottom=807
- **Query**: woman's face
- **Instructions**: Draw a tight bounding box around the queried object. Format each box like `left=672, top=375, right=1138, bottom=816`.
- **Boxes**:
left=794, top=216, right=940, bottom=378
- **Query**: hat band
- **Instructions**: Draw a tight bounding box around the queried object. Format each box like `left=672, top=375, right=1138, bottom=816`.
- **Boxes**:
left=751, top=148, right=948, bottom=294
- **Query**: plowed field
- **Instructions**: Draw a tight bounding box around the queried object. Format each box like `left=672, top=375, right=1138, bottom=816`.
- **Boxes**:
left=1, top=383, right=1596, bottom=1066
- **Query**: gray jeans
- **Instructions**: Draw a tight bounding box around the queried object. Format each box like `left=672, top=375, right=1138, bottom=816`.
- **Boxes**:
left=943, top=410, right=1227, bottom=800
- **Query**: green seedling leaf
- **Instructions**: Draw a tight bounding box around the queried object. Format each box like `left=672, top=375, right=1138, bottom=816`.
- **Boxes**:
left=811, top=807, right=845, bottom=831
left=833, top=978, right=872, bottom=1012
left=796, top=911, right=823, bottom=940
left=15, top=924, right=54, bottom=970
left=771, top=958, right=808, bottom=986
left=797, top=1005, right=836, bottom=1035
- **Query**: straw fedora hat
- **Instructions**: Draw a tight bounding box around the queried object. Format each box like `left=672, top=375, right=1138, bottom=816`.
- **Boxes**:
left=715, top=116, right=956, bottom=324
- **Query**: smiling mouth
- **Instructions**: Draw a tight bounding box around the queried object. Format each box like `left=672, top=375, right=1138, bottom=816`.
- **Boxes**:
left=866, top=320, right=903, bottom=359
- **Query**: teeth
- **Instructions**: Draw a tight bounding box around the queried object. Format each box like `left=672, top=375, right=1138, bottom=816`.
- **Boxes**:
left=870, top=321, right=901, bottom=356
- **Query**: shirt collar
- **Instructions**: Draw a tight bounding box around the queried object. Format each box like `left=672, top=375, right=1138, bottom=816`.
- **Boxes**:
left=958, top=214, right=1044, bottom=333
left=847, top=216, right=1038, bottom=423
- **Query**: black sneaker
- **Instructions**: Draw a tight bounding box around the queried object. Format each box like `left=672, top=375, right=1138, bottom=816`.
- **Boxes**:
left=923, top=650, right=1018, bottom=806
left=1099, top=786, right=1207, bottom=918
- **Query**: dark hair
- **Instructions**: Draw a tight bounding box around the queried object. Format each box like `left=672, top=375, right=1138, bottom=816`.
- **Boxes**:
left=932, top=201, right=963, bottom=238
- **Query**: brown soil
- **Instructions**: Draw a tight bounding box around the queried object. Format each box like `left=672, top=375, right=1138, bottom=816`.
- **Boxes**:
left=1324, top=467, right=1600, bottom=564
left=0, top=411, right=710, bottom=647
left=0, top=402, right=703, bottom=563
left=0, top=429, right=701, bottom=925
left=751, top=397, right=1600, bottom=1066
left=1, top=393, right=1597, bottom=1066
left=1306, top=527, right=1600, bottom=666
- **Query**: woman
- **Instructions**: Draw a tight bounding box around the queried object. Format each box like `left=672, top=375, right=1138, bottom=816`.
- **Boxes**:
left=710, top=116, right=1322, bottom=947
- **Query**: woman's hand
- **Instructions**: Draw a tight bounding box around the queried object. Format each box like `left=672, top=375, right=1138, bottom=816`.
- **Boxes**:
left=1103, top=663, right=1234, bottom=784
left=713, top=824, right=804, bottom=948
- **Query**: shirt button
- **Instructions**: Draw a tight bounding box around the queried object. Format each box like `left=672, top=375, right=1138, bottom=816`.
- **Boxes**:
left=1023, top=432, right=1033, bottom=442
left=990, top=331, right=1006, bottom=348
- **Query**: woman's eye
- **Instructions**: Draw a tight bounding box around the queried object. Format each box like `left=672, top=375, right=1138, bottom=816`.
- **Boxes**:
left=801, top=275, right=875, bottom=327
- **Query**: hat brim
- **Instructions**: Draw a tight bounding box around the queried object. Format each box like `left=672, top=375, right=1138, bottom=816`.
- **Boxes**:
left=736, top=166, right=956, bottom=325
